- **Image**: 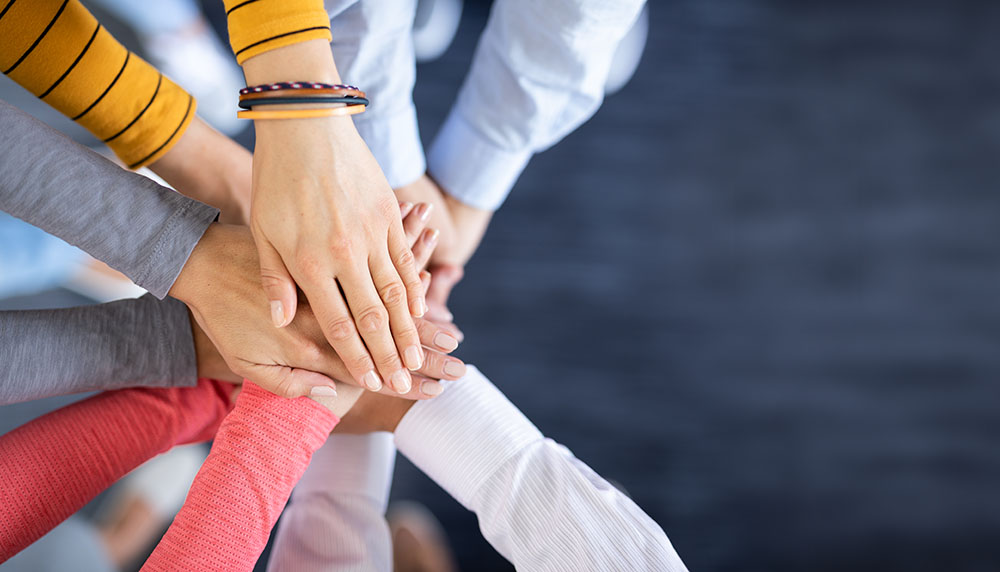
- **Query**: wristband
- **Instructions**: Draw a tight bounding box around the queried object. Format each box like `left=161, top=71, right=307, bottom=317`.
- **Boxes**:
left=236, top=106, right=367, bottom=120
left=237, top=96, right=369, bottom=110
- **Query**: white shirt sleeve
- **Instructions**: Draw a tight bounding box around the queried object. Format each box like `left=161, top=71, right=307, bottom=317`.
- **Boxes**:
left=395, top=366, right=688, bottom=572
left=326, top=0, right=426, bottom=188
left=425, top=0, right=647, bottom=211
left=268, top=433, right=397, bottom=572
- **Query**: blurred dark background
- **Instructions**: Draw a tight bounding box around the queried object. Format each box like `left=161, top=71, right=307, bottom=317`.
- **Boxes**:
left=4, top=1, right=1000, bottom=571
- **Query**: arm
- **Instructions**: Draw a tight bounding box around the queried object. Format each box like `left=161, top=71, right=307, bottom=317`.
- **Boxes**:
left=221, top=1, right=427, bottom=396
left=142, top=382, right=344, bottom=572
left=0, top=295, right=197, bottom=405
left=0, top=101, right=218, bottom=298
left=0, top=379, right=232, bottom=561
left=426, top=0, right=646, bottom=212
left=0, top=0, right=194, bottom=168
left=395, top=366, right=686, bottom=571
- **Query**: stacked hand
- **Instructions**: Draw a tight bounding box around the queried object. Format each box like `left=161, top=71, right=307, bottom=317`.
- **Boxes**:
left=393, top=174, right=493, bottom=332
left=177, top=202, right=465, bottom=401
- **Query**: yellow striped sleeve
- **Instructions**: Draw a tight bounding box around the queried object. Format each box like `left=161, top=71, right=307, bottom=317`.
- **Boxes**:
left=224, top=0, right=332, bottom=65
left=0, top=0, right=196, bottom=168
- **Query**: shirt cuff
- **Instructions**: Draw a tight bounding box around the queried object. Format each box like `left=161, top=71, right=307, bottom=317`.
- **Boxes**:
left=354, top=102, right=426, bottom=189
left=394, top=366, right=543, bottom=510
left=426, top=111, right=533, bottom=212
left=296, top=433, right=396, bottom=507
left=138, top=197, right=219, bottom=299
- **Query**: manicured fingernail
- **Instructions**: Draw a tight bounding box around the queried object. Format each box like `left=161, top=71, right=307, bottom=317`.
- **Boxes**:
left=270, top=300, right=285, bottom=327
left=362, top=370, right=382, bottom=391
left=411, top=297, right=427, bottom=317
left=400, top=201, right=414, bottom=216
left=444, top=360, right=466, bottom=378
left=419, top=202, right=433, bottom=221
left=310, top=385, right=337, bottom=397
left=391, top=369, right=412, bottom=394
left=421, top=380, right=444, bottom=396
left=424, top=228, right=439, bottom=245
left=404, top=345, right=424, bottom=370
left=433, top=331, right=459, bottom=351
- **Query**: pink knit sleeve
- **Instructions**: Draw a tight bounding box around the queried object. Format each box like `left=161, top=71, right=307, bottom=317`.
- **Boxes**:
left=142, top=381, right=339, bottom=572
left=0, top=379, right=233, bottom=562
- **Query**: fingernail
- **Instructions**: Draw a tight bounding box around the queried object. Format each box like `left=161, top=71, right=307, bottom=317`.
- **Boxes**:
left=310, top=385, right=337, bottom=397
left=419, top=202, right=433, bottom=221
left=362, top=370, right=382, bottom=391
left=412, top=297, right=426, bottom=317
left=270, top=300, right=285, bottom=327
left=391, top=369, right=412, bottom=394
left=421, top=380, right=444, bottom=396
left=424, top=228, right=439, bottom=245
left=400, top=201, right=414, bottom=216
left=404, top=345, right=424, bottom=370
left=433, top=331, right=459, bottom=351
left=444, top=360, right=466, bottom=378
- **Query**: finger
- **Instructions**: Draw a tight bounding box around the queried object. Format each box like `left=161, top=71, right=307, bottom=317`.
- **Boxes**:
left=417, top=347, right=466, bottom=381
left=388, top=218, right=427, bottom=317
left=375, top=373, right=445, bottom=400
left=420, top=270, right=431, bottom=295
left=305, top=281, right=384, bottom=393
left=402, top=202, right=433, bottom=247
left=398, top=201, right=414, bottom=219
left=363, top=255, right=423, bottom=392
left=241, top=363, right=338, bottom=399
left=256, top=238, right=299, bottom=327
left=411, top=228, right=439, bottom=271
left=415, top=316, right=460, bottom=353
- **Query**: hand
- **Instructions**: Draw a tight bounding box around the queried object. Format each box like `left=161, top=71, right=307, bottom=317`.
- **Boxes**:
left=307, top=380, right=364, bottom=419
left=189, top=311, right=241, bottom=383
left=170, top=215, right=464, bottom=400
left=243, top=41, right=426, bottom=395
left=332, top=389, right=417, bottom=434
left=394, top=174, right=493, bottom=325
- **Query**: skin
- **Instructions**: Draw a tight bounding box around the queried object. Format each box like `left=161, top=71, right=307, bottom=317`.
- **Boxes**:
left=394, top=174, right=494, bottom=329
left=241, top=40, right=426, bottom=395
left=175, top=204, right=465, bottom=401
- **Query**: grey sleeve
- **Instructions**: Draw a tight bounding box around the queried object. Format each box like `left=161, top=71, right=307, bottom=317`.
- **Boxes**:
left=0, top=294, right=197, bottom=405
left=0, top=101, right=219, bottom=299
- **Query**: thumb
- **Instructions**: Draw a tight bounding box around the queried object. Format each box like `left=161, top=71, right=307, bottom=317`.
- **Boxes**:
left=244, top=364, right=339, bottom=399
left=257, top=239, right=298, bottom=328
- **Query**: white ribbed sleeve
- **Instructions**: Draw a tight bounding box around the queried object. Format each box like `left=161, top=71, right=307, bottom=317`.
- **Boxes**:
left=395, top=366, right=688, bottom=571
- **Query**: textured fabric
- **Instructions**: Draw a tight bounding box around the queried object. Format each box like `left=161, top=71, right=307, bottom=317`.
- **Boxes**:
left=0, top=102, right=219, bottom=298
left=0, top=0, right=195, bottom=167
left=0, top=379, right=233, bottom=562
left=395, top=366, right=688, bottom=571
left=270, top=365, right=687, bottom=571
left=143, top=382, right=338, bottom=572
left=269, top=433, right=396, bottom=572
left=0, top=295, right=197, bottom=405
left=224, top=0, right=332, bottom=64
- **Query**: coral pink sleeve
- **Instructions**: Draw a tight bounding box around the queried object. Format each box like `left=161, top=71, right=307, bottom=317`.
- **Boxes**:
left=142, top=381, right=338, bottom=572
left=0, top=379, right=232, bottom=562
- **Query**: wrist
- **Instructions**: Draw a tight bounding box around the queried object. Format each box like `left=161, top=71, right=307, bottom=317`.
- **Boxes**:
left=242, top=40, right=341, bottom=86
left=169, top=224, right=246, bottom=308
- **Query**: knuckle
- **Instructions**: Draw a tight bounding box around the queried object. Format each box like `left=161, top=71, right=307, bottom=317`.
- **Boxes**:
left=293, top=252, right=325, bottom=280
left=351, top=354, right=375, bottom=374
left=379, top=281, right=407, bottom=307
left=394, top=247, right=416, bottom=269
left=376, top=352, right=401, bottom=371
left=328, top=237, right=355, bottom=259
left=325, top=317, right=357, bottom=342
left=297, top=341, right=325, bottom=364
left=356, top=307, right=387, bottom=334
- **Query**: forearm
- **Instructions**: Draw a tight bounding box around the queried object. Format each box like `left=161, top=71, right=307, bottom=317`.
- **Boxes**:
left=0, top=295, right=196, bottom=405
left=143, top=382, right=338, bottom=572
left=269, top=433, right=397, bottom=572
left=394, top=366, right=687, bottom=571
left=0, top=0, right=194, bottom=168
left=0, top=379, right=232, bottom=561
left=0, top=101, right=219, bottom=298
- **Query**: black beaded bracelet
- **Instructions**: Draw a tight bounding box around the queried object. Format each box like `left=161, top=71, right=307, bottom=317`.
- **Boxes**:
left=237, top=96, right=370, bottom=110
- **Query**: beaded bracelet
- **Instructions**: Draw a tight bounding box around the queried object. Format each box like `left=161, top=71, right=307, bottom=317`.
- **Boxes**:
left=237, top=96, right=369, bottom=110
left=240, top=87, right=365, bottom=102
left=240, top=82, right=364, bottom=96
left=236, top=105, right=366, bottom=120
